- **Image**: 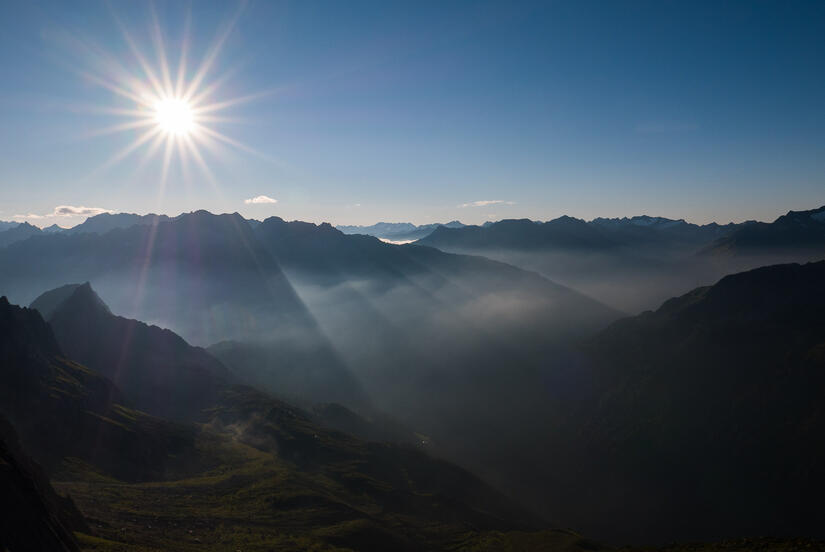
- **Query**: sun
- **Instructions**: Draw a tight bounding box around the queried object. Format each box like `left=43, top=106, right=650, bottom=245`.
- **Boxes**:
left=77, top=5, right=270, bottom=188
left=154, top=97, right=195, bottom=136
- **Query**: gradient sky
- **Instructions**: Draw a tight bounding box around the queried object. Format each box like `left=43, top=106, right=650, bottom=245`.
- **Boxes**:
left=1, top=0, right=823, bottom=228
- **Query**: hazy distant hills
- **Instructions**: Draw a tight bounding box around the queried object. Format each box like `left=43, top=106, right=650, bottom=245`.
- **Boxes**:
left=539, top=260, right=825, bottom=542
left=416, top=206, right=825, bottom=312
left=337, top=220, right=465, bottom=242
left=419, top=215, right=744, bottom=251
left=0, top=220, right=19, bottom=232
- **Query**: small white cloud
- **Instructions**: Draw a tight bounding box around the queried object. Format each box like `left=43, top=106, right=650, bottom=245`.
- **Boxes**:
left=51, top=205, right=113, bottom=217
left=458, top=200, right=515, bottom=208
left=244, top=195, right=278, bottom=204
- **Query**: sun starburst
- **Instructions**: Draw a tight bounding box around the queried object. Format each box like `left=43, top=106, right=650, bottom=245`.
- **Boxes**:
left=77, top=5, right=267, bottom=191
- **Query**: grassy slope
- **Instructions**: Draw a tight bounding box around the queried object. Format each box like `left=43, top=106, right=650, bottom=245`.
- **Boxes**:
left=54, top=387, right=556, bottom=552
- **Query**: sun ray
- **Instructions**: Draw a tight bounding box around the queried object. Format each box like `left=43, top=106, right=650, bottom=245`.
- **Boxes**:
left=183, top=4, right=245, bottom=101
left=184, top=134, right=219, bottom=189
left=159, top=134, right=175, bottom=187
left=94, top=126, right=163, bottom=175
left=84, top=118, right=157, bottom=138
left=186, top=65, right=242, bottom=107
left=175, top=9, right=192, bottom=98
left=80, top=71, right=152, bottom=107
left=149, top=4, right=175, bottom=98
left=191, top=88, right=282, bottom=115
left=111, top=11, right=167, bottom=99
left=137, top=131, right=169, bottom=170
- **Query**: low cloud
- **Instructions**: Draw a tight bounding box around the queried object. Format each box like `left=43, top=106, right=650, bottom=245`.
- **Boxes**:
left=244, top=195, right=278, bottom=204
left=13, top=205, right=113, bottom=221
left=52, top=205, right=113, bottom=217
left=458, top=200, right=515, bottom=208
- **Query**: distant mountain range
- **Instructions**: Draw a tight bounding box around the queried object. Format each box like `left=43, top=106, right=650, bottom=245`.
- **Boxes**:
left=418, top=214, right=748, bottom=251
left=418, top=206, right=825, bottom=256
left=416, top=206, right=825, bottom=312
left=337, top=220, right=465, bottom=242
left=0, top=221, right=42, bottom=248
left=702, top=205, right=825, bottom=255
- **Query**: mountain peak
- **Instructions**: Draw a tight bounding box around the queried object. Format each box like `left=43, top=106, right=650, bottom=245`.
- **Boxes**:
left=30, top=282, right=110, bottom=322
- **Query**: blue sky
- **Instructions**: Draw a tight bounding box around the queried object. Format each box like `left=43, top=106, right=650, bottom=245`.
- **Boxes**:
left=0, top=0, right=823, bottom=228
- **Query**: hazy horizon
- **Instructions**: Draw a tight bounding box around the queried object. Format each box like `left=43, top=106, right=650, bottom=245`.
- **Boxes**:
left=2, top=1, right=824, bottom=229
left=6, top=200, right=825, bottom=231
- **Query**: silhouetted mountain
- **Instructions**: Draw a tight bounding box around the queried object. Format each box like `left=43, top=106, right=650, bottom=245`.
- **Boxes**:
left=541, top=261, right=825, bottom=543
left=41, top=223, right=65, bottom=233
left=0, top=221, right=42, bottom=248
left=0, top=296, right=198, bottom=481
left=0, top=415, right=86, bottom=551
left=704, top=205, right=825, bottom=256
left=31, top=283, right=231, bottom=421
left=63, top=211, right=171, bottom=235
left=338, top=220, right=465, bottom=241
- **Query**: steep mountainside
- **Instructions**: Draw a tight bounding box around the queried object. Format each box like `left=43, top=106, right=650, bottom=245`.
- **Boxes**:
left=0, top=415, right=85, bottom=552
left=31, top=283, right=231, bottom=421
left=542, top=261, right=825, bottom=543
left=0, top=296, right=199, bottom=481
